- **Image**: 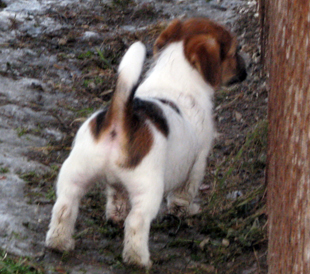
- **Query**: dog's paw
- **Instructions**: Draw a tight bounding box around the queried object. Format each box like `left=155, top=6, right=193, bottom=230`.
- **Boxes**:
left=106, top=206, right=128, bottom=224
left=169, top=201, right=201, bottom=218
left=123, top=249, right=152, bottom=269
left=188, top=202, right=201, bottom=215
left=106, top=191, right=130, bottom=224
left=169, top=204, right=189, bottom=217
left=45, top=229, right=75, bottom=252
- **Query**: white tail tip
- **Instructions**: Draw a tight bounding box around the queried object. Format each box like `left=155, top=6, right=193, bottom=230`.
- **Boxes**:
left=118, top=41, right=146, bottom=87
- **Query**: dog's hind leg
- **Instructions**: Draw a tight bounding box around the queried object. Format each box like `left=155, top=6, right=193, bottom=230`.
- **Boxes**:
left=45, top=155, right=94, bottom=251
left=122, top=173, right=164, bottom=268
left=46, top=129, right=101, bottom=251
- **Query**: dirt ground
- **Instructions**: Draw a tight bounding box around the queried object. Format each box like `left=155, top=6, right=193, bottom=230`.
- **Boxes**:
left=0, top=0, right=267, bottom=273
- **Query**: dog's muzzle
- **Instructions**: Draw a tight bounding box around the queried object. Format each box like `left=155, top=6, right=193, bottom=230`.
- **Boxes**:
left=227, top=53, right=247, bottom=86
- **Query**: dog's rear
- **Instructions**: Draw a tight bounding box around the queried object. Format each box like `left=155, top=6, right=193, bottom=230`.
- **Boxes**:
left=45, top=42, right=147, bottom=252
left=89, top=42, right=147, bottom=164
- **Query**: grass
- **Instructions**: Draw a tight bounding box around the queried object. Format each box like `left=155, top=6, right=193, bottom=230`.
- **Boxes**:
left=45, top=186, right=56, bottom=201
left=95, top=48, right=113, bottom=70
left=0, top=0, right=7, bottom=8
left=16, top=127, right=28, bottom=137
left=20, top=170, right=58, bottom=203
left=0, top=251, right=43, bottom=274
left=77, top=48, right=114, bottom=70
left=112, top=0, right=133, bottom=8
left=16, top=127, right=43, bottom=138
left=163, top=119, right=268, bottom=270
left=77, top=106, right=95, bottom=117
left=82, top=77, right=105, bottom=89
left=212, top=119, right=267, bottom=191
left=77, top=50, right=94, bottom=60
left=0, top=167, right=9, bottom=173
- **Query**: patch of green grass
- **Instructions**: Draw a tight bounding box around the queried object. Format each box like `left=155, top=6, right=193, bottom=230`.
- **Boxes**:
left=82, top=79, right=92, bottom=88
left=214, top=119, right=268, bottom=189
left=196, top=120, right=268, bottom=267
left=95, top=48, right=113, bottom=69
left=82, top=77, right=105, bottom=89
left=60, top=251, right=71, bottom=263
left=0, top=167, right=9, bottom=173
left=0, top=251, right=43, bottom=274
left=0, top=0, right=7, bottom=8
left=16, top=127, right=43, bottom=138
left=50, top=164, right=60, bottom=172
left=45, top=186, right=56, bottom=201
left=77, top=50, right=94, bottom=60
left=76, top=106, right=95, bottom=117
left=16, top=127, right=28, bottom=137
left=112, top=0, right=133, bottom=8
left=57, top=52, right=72, bottom=61
left=98, top=224, right=123, bottom=239
left=20, top=170, right=58, bottom=203
left=19, top=171, right=37, bottom=182
left=197, top=185, right=266, bottom=267
left=64, top=105, right=96, bottom=118
left=20, top=170, right=57, bottom=185
left=166, top=238, right=199, bottom=248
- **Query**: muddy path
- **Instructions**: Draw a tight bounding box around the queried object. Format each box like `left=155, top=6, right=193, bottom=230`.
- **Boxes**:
left=0, top=0, right=267, bottom=273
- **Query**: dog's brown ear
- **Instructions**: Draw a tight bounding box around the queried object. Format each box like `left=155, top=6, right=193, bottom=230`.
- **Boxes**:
left=184, top=34, right=221, bottom=88
left=154, top=19, right=182, bottom=55
left=224, top=36, right=238, bottom=58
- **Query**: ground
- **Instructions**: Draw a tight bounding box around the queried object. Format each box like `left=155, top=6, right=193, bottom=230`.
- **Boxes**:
left=0, top=0, right=267, bottom=273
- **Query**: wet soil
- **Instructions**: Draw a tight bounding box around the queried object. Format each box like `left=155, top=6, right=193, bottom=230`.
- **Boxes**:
left=0, top=0, right=267, bottom=273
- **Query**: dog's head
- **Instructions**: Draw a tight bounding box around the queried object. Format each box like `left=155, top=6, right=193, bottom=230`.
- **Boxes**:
left=154, top=18, right=247, bottom=88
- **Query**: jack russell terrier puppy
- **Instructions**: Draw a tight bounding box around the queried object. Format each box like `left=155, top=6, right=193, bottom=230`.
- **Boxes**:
left=46, top=17, right=247, bottom=268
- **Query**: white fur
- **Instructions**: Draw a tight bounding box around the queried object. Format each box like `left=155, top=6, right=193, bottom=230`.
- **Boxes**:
left=46, top=41, right=215, bottom=268
left=118, top=41, right=146, bottom=80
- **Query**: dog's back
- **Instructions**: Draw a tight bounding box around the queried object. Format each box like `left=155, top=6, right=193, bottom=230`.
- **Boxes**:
left=135, top=41, right=214, bottom=191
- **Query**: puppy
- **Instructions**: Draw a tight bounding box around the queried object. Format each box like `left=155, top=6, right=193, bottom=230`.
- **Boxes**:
left=46, top=18, right=246, bottom=268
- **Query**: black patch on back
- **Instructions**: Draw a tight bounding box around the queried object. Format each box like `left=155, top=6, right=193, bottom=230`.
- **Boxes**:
left=157, top=98, right=181, bottom=115
left=91, top=109, right=107, bottom=139
left=133, top=98, right=169, bottom=137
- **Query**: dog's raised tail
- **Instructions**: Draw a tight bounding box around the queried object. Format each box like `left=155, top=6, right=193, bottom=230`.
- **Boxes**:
left=107, top=42, right=146, bottom=124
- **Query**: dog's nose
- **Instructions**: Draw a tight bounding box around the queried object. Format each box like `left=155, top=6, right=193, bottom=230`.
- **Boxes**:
left=146, top=48, right=153, bottom=57
left=226, top=66, right=247, bottom=86
left=236, top=53, right=247, bottom=82
left=239, top=67, right=247, bottom=82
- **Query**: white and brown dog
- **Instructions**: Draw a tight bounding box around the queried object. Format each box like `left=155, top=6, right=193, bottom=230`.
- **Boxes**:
left=46, top=18, right=246, bottom=268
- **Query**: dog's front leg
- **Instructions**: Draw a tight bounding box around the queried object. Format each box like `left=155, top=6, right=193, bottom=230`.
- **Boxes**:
left=168, top=149, right=209, bottom=217
left=122, top=175, right=164, bottom=268
left=105, top=184, right=130, bottom=224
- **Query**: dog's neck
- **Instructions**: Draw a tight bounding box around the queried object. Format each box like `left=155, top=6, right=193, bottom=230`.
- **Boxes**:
left=136, top=41, right=214, bottom=110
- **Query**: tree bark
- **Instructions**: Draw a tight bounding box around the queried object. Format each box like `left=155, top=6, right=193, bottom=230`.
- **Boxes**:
left=264, top=0, right=310, bottom=273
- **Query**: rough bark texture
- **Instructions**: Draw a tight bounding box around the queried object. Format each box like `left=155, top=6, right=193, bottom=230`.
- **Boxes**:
left=263, top=0, right=310, bottom=273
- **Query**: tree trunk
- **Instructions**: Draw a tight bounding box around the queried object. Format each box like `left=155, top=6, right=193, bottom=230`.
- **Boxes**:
left=263, top=0, right=310, bottom=273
